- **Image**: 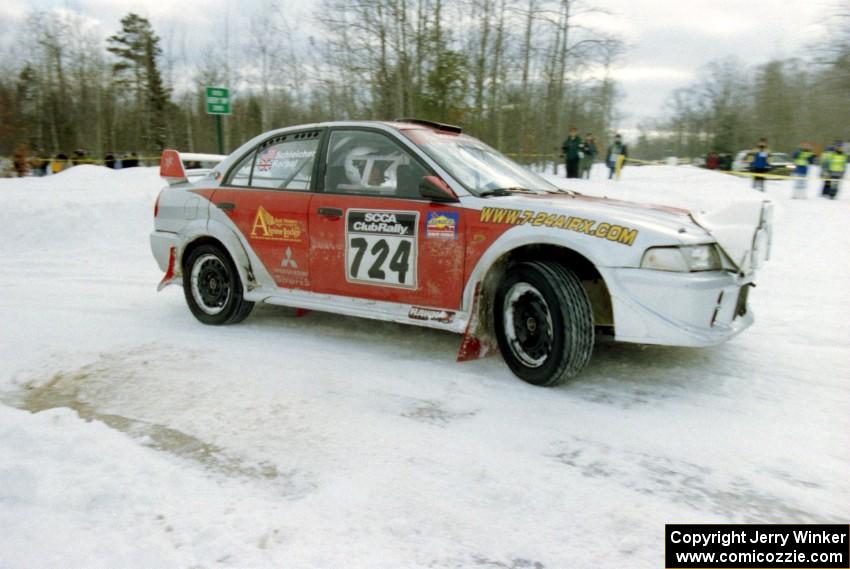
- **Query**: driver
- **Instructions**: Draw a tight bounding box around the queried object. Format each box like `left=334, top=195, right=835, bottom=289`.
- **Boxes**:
left=343, top=145, right=408, bottom=189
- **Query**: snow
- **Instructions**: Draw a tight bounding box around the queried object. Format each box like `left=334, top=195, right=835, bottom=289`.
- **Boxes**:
left=1, top=164, right=848, bottom=568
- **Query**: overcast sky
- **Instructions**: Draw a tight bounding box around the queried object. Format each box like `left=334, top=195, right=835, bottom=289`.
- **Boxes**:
left=1, top=0, right=835, bottom=134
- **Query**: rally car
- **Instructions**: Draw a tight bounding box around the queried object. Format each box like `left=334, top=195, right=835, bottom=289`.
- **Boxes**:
left=151, top=119, right=773, bottom=386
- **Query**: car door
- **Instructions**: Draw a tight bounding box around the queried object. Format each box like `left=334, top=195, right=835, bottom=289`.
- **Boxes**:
left=212, top=129, right=322, bottom=289
left=309, top=128, right=465, bottom=310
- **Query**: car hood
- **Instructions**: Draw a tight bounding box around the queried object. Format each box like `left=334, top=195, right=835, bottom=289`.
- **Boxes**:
left=690, top=200, right=770, bottom=272
left=495, top=191, right=769, bottom=271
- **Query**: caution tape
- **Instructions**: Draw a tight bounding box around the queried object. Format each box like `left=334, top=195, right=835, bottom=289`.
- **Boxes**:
left=625, top=157, right=662, bottom=165
left=504, top=152, right=559, bottom=158
left=503, top=154, right=696, bottom=166
left=720, top=169, right=811, bottom=181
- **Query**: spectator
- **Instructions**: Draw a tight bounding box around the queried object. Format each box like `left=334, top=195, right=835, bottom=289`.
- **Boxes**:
left=105, top=153, right=116, bottom=169
left=749, top=139, right=770, bottom=192
left=51, top=153, right=68, bottom=174
left=13, top=144, right=29, bottom=177
left=123, top=152, right=139, bottom=168
left=29, top=153, right=48, bottom=177
left=706, top=152, right=719, bottom=170
left=605, top=134, right=628, bottom=180
left=580, top=133, right=597, bottom=179
left=561, top=127, right=583, bottom=179
left=791, top=142, right=815, bottom=199
left=820, top=145, right=835, bottom=197
left=824, top=142, right=846, bottom=199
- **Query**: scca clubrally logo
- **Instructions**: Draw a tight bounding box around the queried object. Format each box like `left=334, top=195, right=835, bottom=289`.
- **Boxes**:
left=251, top=206, right=302, bottom=242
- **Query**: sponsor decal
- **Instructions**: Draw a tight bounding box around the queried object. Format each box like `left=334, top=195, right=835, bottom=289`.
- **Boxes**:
left=251, top=206, right=303, bottom=242
left=281, top=246, right=298, bottom=268
left=478, top=207, right=639, bottom=246
left=348, top=211, right=412, bottom=236
left=274, top=266, right=310, bottom=287
left=273, top=247, right=309, bottom=287
left=425, top=211, right=459, bottom=239
left=345, top=209, right=419, bottom=289
left=408, top=306, right=455, bottom=324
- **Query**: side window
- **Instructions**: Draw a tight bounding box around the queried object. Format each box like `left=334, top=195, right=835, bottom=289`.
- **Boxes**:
left=324, top=130, right=428, bottom=198
left=224, top=134, right=319, bottom=189
left=252, top=137, right=319, bottom=190
left=228, top=152, right=254, bottom=186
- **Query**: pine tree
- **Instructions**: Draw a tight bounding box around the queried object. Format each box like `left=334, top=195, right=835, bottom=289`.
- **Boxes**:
left=107, top=13, right=169, bottom=152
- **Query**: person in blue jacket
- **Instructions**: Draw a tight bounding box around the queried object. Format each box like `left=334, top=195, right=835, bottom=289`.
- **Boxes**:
left=749, top=138, right=770, bottom=191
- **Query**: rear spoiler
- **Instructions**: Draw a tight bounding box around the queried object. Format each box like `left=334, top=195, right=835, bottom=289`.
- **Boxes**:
left=160, top=149, right=227, bottom=185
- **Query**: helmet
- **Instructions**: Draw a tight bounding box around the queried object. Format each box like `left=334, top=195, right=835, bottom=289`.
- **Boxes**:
left=343, top=145, right=408, bottom=187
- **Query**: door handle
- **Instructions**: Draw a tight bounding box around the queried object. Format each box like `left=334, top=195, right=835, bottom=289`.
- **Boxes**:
left=216, top=202, right=236, bottom=211
left=318, top=207, right=343, bottom=217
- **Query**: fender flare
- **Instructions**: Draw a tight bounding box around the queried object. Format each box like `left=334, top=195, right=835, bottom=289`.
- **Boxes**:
left=461, top=227, right=615, bottom=314
left=179, top=220, right=262, bottom=292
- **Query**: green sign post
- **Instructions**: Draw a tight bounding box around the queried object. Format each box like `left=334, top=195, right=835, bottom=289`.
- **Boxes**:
left=205, top=86, right=230, bottom=155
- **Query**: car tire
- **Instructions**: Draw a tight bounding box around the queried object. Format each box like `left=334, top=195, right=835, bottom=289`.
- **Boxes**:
left=183, top=244, right=254, bottom=325
left=493, top=261, right=594, bottom=386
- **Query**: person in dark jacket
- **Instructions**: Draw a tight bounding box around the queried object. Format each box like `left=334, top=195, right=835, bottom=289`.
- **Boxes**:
left=605, top=134, right=628, bottom=179
left=123, top=152, right=139, bottom=168
left=820, top=145, right=835, bottom=197
left=561, top=127, right=583, bottom=179
left=749, top=139, right=770, bottom=191
left=13, top=144, right=29, bottom=177
left=580, top=133, right=597, bottom=179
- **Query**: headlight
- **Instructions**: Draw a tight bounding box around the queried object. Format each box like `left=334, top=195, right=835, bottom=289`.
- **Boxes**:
left=641, top=245, right=722, bottom=272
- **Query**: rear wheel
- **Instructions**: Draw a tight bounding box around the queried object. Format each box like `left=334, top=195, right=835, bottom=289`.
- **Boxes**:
left=493, top=261, right=594, bottom=386
left=183, top=244, right=254, bottom=325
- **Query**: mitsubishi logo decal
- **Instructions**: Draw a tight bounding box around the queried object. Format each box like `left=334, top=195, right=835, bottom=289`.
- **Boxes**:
left=281, top=247, right=298, bottom=268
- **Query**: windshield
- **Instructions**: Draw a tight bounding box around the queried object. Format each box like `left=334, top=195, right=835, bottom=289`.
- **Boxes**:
left=406, top=130, right=560, bottom=196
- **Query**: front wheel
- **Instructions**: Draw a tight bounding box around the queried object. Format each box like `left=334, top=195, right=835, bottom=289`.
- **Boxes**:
left=183, top=244, right=254, bottom=325
left=493, top=261, right=594, bottom=386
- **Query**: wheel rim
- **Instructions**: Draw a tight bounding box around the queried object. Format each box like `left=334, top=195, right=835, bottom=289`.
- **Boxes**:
left=191, top=254, right=231, bottom=315
left=503, top=282, right=554, bottom=368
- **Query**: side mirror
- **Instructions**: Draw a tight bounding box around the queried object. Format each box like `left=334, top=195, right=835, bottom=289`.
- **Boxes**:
left=419, top=175, right=458, bottom=202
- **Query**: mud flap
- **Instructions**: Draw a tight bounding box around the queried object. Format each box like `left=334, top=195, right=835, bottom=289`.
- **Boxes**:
left=157, top=247, right=178, bottom=291
left=457, top=283, right=497, bottom=362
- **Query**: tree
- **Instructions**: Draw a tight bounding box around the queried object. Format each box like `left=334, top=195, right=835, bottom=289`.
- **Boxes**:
left=107, top=13, right=170, bottom=151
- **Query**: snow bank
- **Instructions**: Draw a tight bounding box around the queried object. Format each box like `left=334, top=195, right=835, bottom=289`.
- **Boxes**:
left=2, top=166, right=162, bottom=255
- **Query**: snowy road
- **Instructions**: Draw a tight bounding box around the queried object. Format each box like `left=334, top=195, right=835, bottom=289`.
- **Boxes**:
left=1, top=165, right=848, bottom=568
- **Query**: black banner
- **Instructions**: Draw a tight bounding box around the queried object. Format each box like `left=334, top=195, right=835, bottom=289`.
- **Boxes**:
left=666, top=524, right=849, bottom=568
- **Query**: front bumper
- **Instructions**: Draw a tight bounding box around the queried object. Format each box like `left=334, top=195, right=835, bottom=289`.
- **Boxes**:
left=600, top=267, right=755, bottom=347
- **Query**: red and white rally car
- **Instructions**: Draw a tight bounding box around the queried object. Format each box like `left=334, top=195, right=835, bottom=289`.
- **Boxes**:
left=151, top=119, right=772, bottom=386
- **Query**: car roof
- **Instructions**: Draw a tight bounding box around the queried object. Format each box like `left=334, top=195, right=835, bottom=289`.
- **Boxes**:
left=257, top=119, right=454, bottom=138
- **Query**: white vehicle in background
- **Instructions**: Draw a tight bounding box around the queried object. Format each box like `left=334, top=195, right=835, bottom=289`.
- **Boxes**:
left=151, top=119, right=774, bottom=386
left=732, top=150, right=795, bottom=176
